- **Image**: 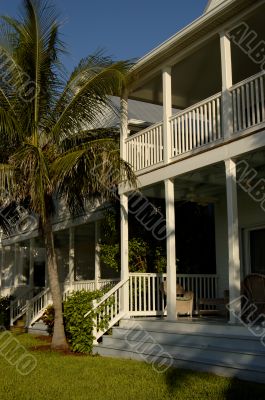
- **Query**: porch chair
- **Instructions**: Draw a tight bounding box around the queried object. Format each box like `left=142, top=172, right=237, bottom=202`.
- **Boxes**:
left=160, top=280, right=194, bottom=318
left=242, top=273, right=265, bottom=321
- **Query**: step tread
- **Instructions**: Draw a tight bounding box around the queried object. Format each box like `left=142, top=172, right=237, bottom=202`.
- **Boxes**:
left=113, top=325, right=263, bottom=343
left=102, top=335, right=265, bottom=360
left=95, top=343, right=265, bottom=375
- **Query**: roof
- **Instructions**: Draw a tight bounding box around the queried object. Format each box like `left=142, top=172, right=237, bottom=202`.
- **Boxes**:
left=204, top=0, right=230, bottom=13
left=129, top=0, right=258, bottom=81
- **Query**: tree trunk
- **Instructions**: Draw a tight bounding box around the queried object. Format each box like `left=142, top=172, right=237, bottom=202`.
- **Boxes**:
left=44, top=218, right=69, bottom=350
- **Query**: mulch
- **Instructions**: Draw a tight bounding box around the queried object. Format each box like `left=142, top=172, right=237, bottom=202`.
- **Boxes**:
left=29, top=335, right=87, bottom=356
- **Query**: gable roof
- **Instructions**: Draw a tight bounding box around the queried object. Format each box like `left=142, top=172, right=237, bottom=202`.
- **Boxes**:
left=204, top=0, right=231, bottom=13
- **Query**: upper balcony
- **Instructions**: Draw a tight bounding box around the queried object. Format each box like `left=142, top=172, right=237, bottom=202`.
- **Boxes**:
left=125, top=70, right=265, bottom=174
left=122, top=0, right=265, bottom=175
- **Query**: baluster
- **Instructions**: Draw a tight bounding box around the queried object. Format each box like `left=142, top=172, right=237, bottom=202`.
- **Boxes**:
left=192, top=110, right=196, bottom=148
left=185, top=113, right=188, bottom=152
left=204, top=104, right=208, bottom=144
left=255, top=79, right=261, bottom=124
left=208, top=101, right=212, bottom=143
left=250, top=81, right=255, bottom=126
left=152, top=276, right=155, bottom=311
left=236, top=88, right=242, bottom=131
left=241, top=85, right=246, bottom=130
left=147, top=275, right=151, bottom=312
left=189, top=111, right=192, bottom=150
left=260, top=77, right=265, bottom=121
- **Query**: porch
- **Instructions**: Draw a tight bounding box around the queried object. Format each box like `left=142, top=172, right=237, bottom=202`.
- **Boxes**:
left=125, top=70, right=265, bottom=174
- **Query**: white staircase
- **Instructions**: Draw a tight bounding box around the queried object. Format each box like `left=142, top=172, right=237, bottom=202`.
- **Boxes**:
left=93, top=318, right=265, bottom=384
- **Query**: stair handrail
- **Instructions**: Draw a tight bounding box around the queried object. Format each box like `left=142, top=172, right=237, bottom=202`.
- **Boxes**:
left=84, top=278, right=128, bottom=317
left=84, top=278, right=129, bottom=343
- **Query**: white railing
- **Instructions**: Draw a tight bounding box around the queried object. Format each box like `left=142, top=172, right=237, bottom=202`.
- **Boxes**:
left=231, top=71, right=265, bottom=133
left=129, top=273, right=166, bottom=316
left=170, top=93, right=222, bottom=158
left=125, top=122, right=163, bottom=171
left=10, top=278, right=120, bottom=327
left=27, top=288, right=52, bottom=326
left=84, top=279, right=128, bottom=343
left=10, top=297, right=28, bottom=326
left=63, top=278, right=119, bottom=298
left=129, top=273, right=218, bottom=315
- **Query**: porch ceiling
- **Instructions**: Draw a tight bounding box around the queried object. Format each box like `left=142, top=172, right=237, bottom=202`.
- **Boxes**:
left=141, top=163, right=226, bottom=204
left=130, top=37, right=222, bottom=109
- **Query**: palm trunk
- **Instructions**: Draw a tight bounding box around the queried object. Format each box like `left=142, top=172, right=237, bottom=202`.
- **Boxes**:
left=44, top=217, right=69, bottom=350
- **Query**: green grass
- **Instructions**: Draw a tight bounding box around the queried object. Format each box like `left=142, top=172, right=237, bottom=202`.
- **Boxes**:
left=0, top=333, right=264, bottom=400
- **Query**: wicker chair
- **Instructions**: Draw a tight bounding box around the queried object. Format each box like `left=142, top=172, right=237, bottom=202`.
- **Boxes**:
left=160, top=280, right=194, bottom=317
left=242, top=273, right=265, bottom=321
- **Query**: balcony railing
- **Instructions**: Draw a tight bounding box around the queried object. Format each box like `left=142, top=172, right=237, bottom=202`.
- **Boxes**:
left=125, top=121, right=163, bottom=171
left=170, top=93, right=222, bottom=158
left=231, top=71, right=265, bottom=133
left=125, top=71, right=265, bottom=173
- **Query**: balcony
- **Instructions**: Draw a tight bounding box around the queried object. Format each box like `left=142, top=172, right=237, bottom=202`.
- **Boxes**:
left=125, top=71, right=265, bottom=174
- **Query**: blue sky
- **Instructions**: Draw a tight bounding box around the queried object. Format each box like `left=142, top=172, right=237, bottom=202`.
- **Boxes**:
left=0, top=0, right=207, bottom=72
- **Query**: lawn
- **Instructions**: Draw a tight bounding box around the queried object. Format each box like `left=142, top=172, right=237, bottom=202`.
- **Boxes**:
left=0, top=333, right=264, bottom=400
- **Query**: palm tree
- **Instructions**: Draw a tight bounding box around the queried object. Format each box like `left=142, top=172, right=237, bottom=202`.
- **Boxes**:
left=0, top=0, right=135, bottom=350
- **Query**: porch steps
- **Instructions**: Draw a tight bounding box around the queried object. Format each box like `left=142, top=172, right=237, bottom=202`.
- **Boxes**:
left=28, top=321, right=49, bottom=336
left=93, top=318, right=265, bottom=383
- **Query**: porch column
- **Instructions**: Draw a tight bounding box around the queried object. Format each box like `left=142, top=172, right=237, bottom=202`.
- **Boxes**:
left=94, top=221, right=101, bottom=290
left=120, top=194, right=129, bottom=314
left=14, top=243, right=19, bottom=288
left=225, top=159, right=241, bottom=323
left=162, top=67, right=172, bottom=164
left=165, top=178, right=176, bottom=320
left=220, top=32, right=233, bottom=138
left=29, top=238, right=35, bottom=293
left=120, top=88, right=128, bottom=161
left=69, top=227, right=75, bottom=291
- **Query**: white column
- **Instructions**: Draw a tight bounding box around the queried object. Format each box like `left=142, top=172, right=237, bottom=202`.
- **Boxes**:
left=220, top=32, right=233, bottom=138
left=29, top=238, right=35, bottom=293
left=165, top=179, right=176, bottom=320
left=120, top=194, right=129, bottom=314
left=163, top=67, right=172, bottom=164
left=120, top=88, right=128, bottom=161
left=14, top=243, right=19, bottom=288
left=225, top=159, right=241, bottom=323
left=69, top=227, right=75, bottom=290
left=94, top=221, right=101, bottom=290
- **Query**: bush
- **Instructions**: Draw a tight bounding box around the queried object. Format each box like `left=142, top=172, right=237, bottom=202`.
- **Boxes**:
left=42, top=290, right=110, bottom=353
left=0, top=296, right=12, bottom=329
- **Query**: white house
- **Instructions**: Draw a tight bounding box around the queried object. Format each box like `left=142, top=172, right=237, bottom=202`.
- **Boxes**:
left=91, top=0, right=265, bottom=382
left=2, top=0, right=265, bottom=382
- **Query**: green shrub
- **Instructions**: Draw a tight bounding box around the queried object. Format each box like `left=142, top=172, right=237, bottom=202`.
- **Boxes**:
left=42, top=290, right=111, bottom=353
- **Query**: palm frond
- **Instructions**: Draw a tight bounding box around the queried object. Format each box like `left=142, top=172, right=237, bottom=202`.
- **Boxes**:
left=51, top=139, right=136, bottom=213
left=50, top=53, right=131, bottom=143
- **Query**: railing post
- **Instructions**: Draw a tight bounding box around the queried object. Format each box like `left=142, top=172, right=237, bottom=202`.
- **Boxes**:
left=220, top=32, right=233, bottom=138
left=94, top=221, right=100, bottom=291
left=69, top=227, right=75, bottom=292
left=120, top=194, right=129, bottom=314
left=165, top=179, right=177, bottom=320
left=29, top=238, right=34, bottom=295
left=25, top=300, right=31, bottom=328
left=225, top=159, right=241, bottom=323
left=162, top=67, right=172, bottom=163
left=120, top=88, right=128, bottom=162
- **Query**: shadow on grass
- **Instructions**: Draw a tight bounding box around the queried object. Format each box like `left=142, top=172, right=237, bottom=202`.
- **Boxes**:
left=164, top=366, right=265, bottom=400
